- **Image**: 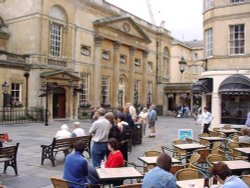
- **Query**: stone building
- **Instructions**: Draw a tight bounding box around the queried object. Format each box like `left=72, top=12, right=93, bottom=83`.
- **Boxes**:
left=0, top=0, right=202, bottom=121
left=194, top=0, right=250, bottom=127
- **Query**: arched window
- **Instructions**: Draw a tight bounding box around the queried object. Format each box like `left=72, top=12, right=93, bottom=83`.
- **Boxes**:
left=49, top=5, right=67, bottom=57
left=118, top=78, right=125, bottom=106
left=163, top=47, right=170, bottom=78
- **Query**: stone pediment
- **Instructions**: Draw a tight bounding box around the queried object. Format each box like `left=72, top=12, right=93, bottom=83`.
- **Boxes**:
left=94, top=16, right=151, bottom=44
left=40, top=70, right=81, bottom=81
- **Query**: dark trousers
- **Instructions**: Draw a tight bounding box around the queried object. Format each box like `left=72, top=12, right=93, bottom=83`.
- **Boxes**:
left=91, top=142, right=107, bottom=168
left=203, top=123, right=210, bottom=134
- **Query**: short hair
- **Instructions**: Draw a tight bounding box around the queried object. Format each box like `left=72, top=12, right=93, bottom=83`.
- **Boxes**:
left=107, top=138, right=119, bottom=150
left=105, top=112, right=115, bottom=123
left=204, top=106, right=209, bottom=111
left=156, top=153, right=172, bottom=172
left=73, top=140, right=86, bottom=153
left=97, top=108, right=106, bottom=116
left=73, top=122, right=80, bottom=127
left=212, top=162, right=232, bottom=181
left=117, top=106, right=124, bottom=112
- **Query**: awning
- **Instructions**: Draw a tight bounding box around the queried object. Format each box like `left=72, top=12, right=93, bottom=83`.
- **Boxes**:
left=192, top=78, right=213, bottom=94
left=219, top=74, right=250, bottom=95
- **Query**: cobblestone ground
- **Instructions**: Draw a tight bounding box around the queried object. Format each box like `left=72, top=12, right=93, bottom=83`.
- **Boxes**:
left=0, top=116, right=199, bottom=188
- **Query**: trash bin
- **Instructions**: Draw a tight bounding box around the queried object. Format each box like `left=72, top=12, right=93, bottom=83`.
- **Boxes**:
left=132, top=123, right=142, bottom=145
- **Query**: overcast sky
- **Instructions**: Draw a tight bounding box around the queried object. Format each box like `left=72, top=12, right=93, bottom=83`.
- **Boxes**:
left=106, top=0, right=203, bottom=41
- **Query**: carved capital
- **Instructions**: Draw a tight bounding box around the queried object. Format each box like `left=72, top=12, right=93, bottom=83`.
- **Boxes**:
left=94, top=36, right=103, bottom=47
left=143, top=50, right=149, bottom=59
left=113, top=41, right=121, bottom=50
left=129, top=46, right=136, bottom=55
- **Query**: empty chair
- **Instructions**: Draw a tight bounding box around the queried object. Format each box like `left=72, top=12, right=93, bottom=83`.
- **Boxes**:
left=227, top=141, right=247, bottom=160
left=223, top=124, right=233, bottom=130
left=206, top=154, right=228, bottom=171
left=143, top=150, right=161, bottom=172
left=172, top=140, right=187, bottom=159
left=209, top=131, right=224, bottom=137
left=211, top=141, right=222, bottom=154
left=175, top=168, right=206, bottom=181
left=197, top=148, right=210, bottom=166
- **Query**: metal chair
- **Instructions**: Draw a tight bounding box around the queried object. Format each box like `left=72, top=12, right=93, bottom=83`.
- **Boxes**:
left=175, top=168, right=206, bottom=181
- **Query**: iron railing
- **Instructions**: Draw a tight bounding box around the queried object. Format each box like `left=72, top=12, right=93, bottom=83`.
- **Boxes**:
left=0, top=108, right=44, bottom=125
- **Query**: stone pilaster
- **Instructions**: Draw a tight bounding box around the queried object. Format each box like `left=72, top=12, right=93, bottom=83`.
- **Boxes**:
left=93, top=36, right=103, bottom=107
left=112, top=41, right=121, bottom=107
left=142, top=50, right=148, bottom=105
left=128, top=46, right=136, bottom=103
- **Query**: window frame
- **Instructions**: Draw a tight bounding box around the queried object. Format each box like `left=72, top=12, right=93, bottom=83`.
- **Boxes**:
left=228, top=24, right=245, bottom=55
left=79, top=74, right=90, bottom=105
left=205, top=28, right=213, bottom=58
left=11, top=83, right=22, bottom=106
left=101, top=76, right=110, bottom=106
left=49, top=22, right=63, bottom=57
left=229, top=0, right=244, bottom=4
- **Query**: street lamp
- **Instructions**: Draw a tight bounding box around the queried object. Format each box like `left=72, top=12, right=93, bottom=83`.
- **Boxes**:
left=2, top=81, right=10, bottom=121
left=178, top=57, right=187, bottom=74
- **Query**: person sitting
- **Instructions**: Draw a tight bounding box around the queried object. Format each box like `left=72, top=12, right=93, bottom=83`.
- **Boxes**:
left=55, top=124, right=71, bottom=139
left=142, top=153, right=177, bottom=188
left=72, top=122, right=86, bottom=137
left=238, top=128, right=250, bottom=144
left=63, top=140, right=89, bottom=188
left=212, top=162, right=248, bottom=188
left=87, top=138, right=124, bottom=185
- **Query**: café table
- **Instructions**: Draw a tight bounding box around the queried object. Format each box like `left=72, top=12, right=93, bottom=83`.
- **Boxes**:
left=217, top=129, right=239, bottom=137
left=176, top=178, right=220, bottom=188
left=96, top=167, right=143, bottom=181
left=138, top=156, right=180, bottom=165
left=234, top=147, right=250, bottom=161
left=173, top=143, right=207, bottom=154
left=213, top=160, right=250, bottom=175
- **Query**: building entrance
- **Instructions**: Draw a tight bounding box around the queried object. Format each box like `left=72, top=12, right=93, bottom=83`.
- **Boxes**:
left=53, top=88, right=66, bottom=118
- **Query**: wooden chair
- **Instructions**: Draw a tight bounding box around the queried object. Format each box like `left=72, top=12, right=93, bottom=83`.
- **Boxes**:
left=206, top=154, right=228, bottom=171
left=199, top=138, right=210, bottom=147
left=119, top=183, right=142, bottom=188
left=197, top=148, right=210, bottom=166
left=172, top=140, right=187, bottom=159
left=227, top=141, right=247, bottom=160
left=186, top=153, right=201, bottom=167
left=209, top=131, right=224, bottom=137
left=143, top=150, right=161, bottom=172
left=175, top=168, right=206, bottom=181
left=170, top=164, right=183, bottom=175
left=223, top=124, right=233, bottom=130
left=211, top=141, right=222, bottom=154
left=241, top=175, right=250, bottom=187
left=51, top=177, right=69, bottom=188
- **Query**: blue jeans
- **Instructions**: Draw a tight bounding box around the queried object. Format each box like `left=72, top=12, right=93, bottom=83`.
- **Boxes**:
left=92, top=142, right=107, bottom=168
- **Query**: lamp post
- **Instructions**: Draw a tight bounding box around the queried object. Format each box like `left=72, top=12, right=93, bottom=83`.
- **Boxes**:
left=45, top=81, right=49, bottom=126
left=2, top=81, right=10, bottom=121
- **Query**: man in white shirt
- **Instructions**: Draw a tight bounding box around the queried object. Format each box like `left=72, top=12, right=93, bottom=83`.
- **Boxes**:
left=72, top=122, right=86, bottom=137
left=89, top=108, right=111, bottom=167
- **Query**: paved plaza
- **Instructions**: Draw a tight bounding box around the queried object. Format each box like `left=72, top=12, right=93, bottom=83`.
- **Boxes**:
left=0, top=116, right=200, bottom=188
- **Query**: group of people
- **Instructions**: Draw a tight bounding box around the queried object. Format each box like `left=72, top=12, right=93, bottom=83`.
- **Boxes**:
left=55, top=122, right=86, bottom=139
left=143, top=152, right=248, bottom=188
left=61, top=103, right=157, bottom=187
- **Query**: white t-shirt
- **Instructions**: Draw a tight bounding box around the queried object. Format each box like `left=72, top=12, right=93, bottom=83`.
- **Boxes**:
left=72, top=128, right=86, bottom=137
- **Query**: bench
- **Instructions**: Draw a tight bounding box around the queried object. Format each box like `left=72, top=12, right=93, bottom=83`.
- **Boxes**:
left=0, top=143, right=19, bottom=175
left=41, top=135, right=91, bottom=166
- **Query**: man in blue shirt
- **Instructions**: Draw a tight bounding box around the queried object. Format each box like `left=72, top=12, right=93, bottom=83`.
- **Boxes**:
left=142, top=153, right=177, bottom=188
left=63, top=140, right=89, bottom=188
left=148, top=104, right=157, bottom=137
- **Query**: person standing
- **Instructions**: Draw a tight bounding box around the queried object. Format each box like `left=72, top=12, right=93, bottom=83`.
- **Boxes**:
left=245, top=111, right=250, bottom=127
left=139, top=107, right=148, bottom=137
left=142, top=153, right=177, bottom=188
left=148, top=104, right=157, bottom=137
left=72, top=122, right=86, bottom=137
left=126, top=103, right=137, bottom=122
left=89, top=108, right=111, bottom=167
left=199, top=106, right=213, bottom=134
left=63, top=140, right=89, bottom=188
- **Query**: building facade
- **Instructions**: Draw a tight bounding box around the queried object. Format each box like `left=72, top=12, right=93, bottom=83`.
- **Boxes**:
left=0, top=0, right=202, bottom=122
left=198, top=0, right=250, bottom=127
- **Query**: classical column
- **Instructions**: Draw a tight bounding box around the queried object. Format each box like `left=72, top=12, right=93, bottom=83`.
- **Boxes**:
left=93, top=36, right=103, bottom=107
left=142, top=50, right=148, bottom=105
left=112, top=41, right=121, bottom=107
left=128, top=46, right=136, bottom=103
